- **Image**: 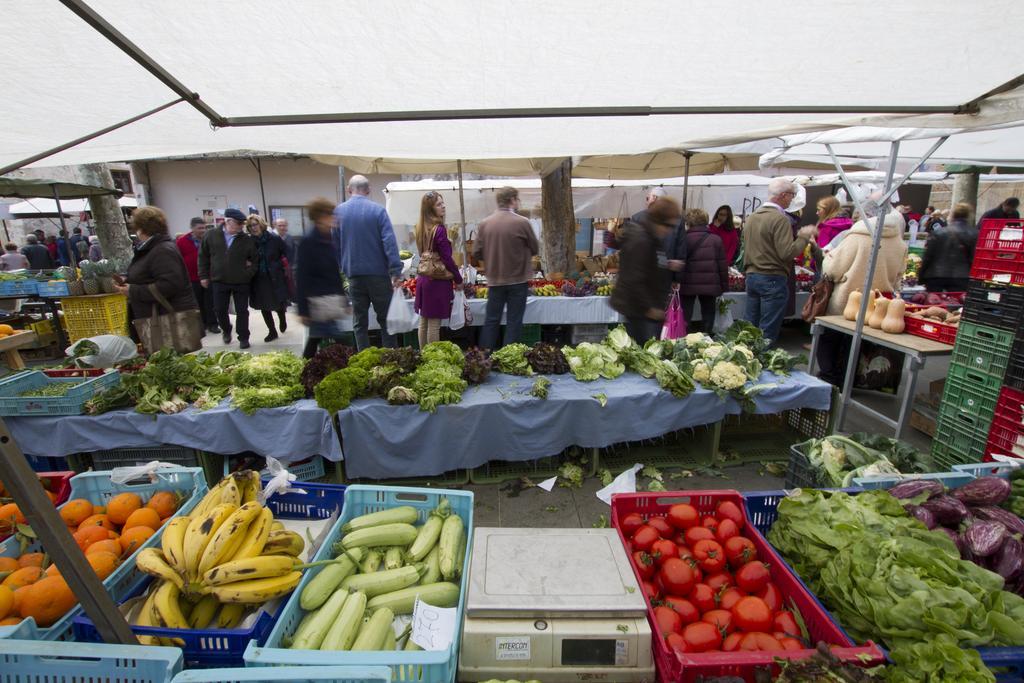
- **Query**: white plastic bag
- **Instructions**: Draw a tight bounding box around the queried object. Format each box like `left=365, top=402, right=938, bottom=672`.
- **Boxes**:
left=260, top=456, right=307, bottom=503
left=713, top=300, right=735, bottom=336
left=110, top=461, right=178, bottom=485
left=386, top=288, right=418, bottom=334
left=66, top=334, right=138, bottom=368
left=449, top=290, right=467, bottom=330
left=596, top=463, right=642, bottom=506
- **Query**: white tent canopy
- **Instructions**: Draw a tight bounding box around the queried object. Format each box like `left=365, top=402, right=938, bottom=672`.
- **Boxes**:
left=7, top=196, right=138, bottom=216
left=3, top=1, right=1024, bottom=175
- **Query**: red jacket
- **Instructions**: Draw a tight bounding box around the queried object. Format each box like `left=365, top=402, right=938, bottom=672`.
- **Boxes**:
left=176, top=233, right=202, bottom=282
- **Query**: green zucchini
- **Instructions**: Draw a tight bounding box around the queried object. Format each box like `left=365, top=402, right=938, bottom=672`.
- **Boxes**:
left=340, top=565, right=423, bottom=597
left=341, top=523, right=418, bottom=550
left=342, top=506, right=418, bottom=534
left=438, top=515, right=464, bottom=580
left=299, top=547, right=364, bottom=611
left=351, top=607, right=395, bottom=650
left=319, top=590, right=367, bottom=651
left=366, top=582, right=460, bottom=615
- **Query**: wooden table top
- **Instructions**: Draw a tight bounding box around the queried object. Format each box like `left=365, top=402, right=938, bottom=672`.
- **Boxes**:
left=815, top=315, right=955, bottom=355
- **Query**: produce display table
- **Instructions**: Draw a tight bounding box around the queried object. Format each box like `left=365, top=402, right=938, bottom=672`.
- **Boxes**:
left=339, top=292, right=810, bottom=330
left=0, top=330, right=37, bottom=369
left=336, top=370, right=832, bottom=479
left=5, top=398, right=343, bottom=463
left=807, top=315, right=953, bottom=439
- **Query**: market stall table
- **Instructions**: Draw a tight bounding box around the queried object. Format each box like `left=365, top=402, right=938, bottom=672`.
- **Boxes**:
left=807, top=314, right=953, bottom=438
left=336, top=370, right=832, bottom=479
left=5, top=398, right=342, bottom=463
left=0, top=330, right=37, bottom=369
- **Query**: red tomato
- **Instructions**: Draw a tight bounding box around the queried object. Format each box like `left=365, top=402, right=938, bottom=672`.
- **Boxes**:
left=705, top=572, right=733, bottom=592
left=666, top=632, right=688, bottom=655
left=662, top=596, right=700, bottom=625
left=684, top=526, right=715, bottom=548
left=735, top=561, right=770, bottom=594
left=688, top=583, right=716, bottom=614
left=715, top=501, right=745, bottom=530
left=724, top=536, right=758, bottom=568
left=731, top=596, right=773, bottom=633
left=739, top=632, right=783, bottom=652
left=722, top=632, right=743, bottom=652
left=718, top=587, right=744, bottom=611
left=773, top=611, right=800, bottom=638
left=659, top=558, right=696, bottom=596
left=758, top=583, right=782, bottom=613
left=632, top=551, right=656, bottom=580
left=701, top=516, right=719, bottom=533
left=715, top=518, right=740, bottom=544
left=692, top=539, right=726, bottom=574
left=676, top=544, right=694, bottom=561
left=642, top=580, right=660, bottom=602
left=654, top=605, right=683, bottom=635
left=647, top=516, right=673, bottom=538
left=779, top=636, right=804, bottom=651
left=632, top=525, right=661, bottom=552
left=650, top=539, right=679, bottom=566
left=667, top=504, right=699, bottom=530
left=682, top=621, right=722, bottom=653
left=702, top=609, right=734, bottom=635
left=621, top=512, right=645, bottom=538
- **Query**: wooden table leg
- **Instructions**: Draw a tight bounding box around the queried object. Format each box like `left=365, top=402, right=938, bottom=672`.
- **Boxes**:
left=4, top=348, right=24, bottom=370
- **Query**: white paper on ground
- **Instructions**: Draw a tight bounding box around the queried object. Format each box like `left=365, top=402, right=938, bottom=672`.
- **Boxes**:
left=410, top=596, right=457, bottom=651
left=537, top=476, right=558, bottom=492
left=596, top=463, right=643, bottom=506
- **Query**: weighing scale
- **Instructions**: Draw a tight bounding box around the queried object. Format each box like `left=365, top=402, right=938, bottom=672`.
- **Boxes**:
left=459, top=528, right=655, bottom=683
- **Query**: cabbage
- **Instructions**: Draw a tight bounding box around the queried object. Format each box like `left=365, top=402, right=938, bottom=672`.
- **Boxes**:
left=563, top=343, right=624, bottom=381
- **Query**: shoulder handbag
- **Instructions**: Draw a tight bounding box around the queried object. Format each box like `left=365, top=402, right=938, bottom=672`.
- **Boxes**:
left=417, top=227, right=454, bottom=280
left=133, top=284, right=204, bottom=354
left=801, top=274, right=834, bottom=323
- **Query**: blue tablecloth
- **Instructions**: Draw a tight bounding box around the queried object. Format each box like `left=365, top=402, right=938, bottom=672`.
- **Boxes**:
left=6, top=399, right=343, bottom=463
left=336, top=370, right=831, bottom=479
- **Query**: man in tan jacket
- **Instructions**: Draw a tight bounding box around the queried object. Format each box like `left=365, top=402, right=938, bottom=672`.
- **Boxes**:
left=473, top=187, right=539, bottom=349
left=743, top=178, right=816, bottom=345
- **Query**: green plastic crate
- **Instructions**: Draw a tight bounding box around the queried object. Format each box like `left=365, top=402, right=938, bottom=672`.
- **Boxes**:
left=932, top=406, right=992, bottom=469
left=950, top=321, right=1015, bottom=379
left=469, top=446, right=597, bottom=484
left=716, top=391, right=837, bottom=465
left=520, top=324, right=542, bottom=345
left=332, top=459, right=468, bottom=487
left=941, top=362, right=1002, bottom=419
left=598, top=425, right=718, bottom=474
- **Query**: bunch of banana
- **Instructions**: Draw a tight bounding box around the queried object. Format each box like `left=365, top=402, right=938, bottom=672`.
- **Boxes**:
left=131, top=470, right=307, bottom=638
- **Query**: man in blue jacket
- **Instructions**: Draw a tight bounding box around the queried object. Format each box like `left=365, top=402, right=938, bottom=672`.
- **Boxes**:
left=334, top=175, right=403, bottom=350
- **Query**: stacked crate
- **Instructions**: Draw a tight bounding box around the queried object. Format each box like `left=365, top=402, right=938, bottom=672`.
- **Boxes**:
left=932, top=219, right=1024, bottom=468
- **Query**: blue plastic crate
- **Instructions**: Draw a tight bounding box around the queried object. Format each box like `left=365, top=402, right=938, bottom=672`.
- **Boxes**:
left=953, top=461, right=1021, bottom=480
left=245, top=485, right=475, bottom=683
left=0, top=370, right=120, bottom=416
left=0, top=638, right=182, bottom=683
left=73, top=479, right=347, bottom=668
left=0, top=280, right=39, bottom=297
left=853, top=471, right=975, bottom=490
left=172, top=666, right=391, bottom=683
left=23, top=453, right=71, bottom=472
left=261, top=455, right=325, bottom=483
left=35, top=280, right=70, bottom=297
left=0, top=466, right=207, bottom=642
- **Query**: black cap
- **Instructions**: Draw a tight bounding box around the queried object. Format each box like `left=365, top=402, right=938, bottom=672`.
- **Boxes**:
left=224, top=208, right=247, bottom=222
left=190, top=217, right=205, bottom=227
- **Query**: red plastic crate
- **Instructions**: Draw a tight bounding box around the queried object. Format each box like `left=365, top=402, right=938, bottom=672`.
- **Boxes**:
left=610, top=490, right=884, bottom=683
left=971, top=219, right=1024, bottom=285
left=902, top=304, right=959, bottom=345
left=985, top=386, right=1024, bottom=460
left=0, top=470, right=72, bottom=542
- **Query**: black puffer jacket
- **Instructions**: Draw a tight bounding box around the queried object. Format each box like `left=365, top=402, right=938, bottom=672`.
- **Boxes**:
left=919, top=219, right=977, bottom=283
left=127, top=234, right=198, bottom=319
left=679, top=224, right=728, bottom=297
left=610, top=217, right=671, bottom=319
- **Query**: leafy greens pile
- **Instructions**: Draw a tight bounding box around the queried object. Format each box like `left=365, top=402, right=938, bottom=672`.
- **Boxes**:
left=525, top=342, right=569, bottom=374
left=804, top=433, right=934, bottom=487
left=300, top=344, right=355, bottom=395
left=461, top=347, right=492, bottom=385
left=490, top=343, right=533, bottom=376
left=562, top=342, right=625, bottom=381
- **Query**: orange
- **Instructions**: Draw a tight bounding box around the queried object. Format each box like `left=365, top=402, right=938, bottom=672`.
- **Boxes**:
left=122, top=507, right=161, bottom=532
left=18, top=575, right=77, bottom=627
left=92, top=505, right=106, bottom=515
left=0, top=503, right=25, bottom=534
left=0, top=557, right=19, bottom=573
left=85, top=539, right=122, bottom=558
left=84, top=551, right=119, bottom=580
left=72, top=525, right=110, bottom=551
left=17, top=553, right=44, bottom=569
left=146, top=491, right=179, bottom=519
left=77, top=514, right=115, bottom=532
left=106, top=493, right=142, bottom=527
left=59, top=499, right=93, bottom=528
left=2, top=566, right=42, bottom=590
left=0, top=585, right=12, bottom=620
left=0, top=616, right=21, bottom=626
left=118, top=526, right=154, bottom=555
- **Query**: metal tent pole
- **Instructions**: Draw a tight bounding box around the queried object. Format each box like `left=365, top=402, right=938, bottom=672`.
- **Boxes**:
left=52, top=186, right=73, bottom=265
left=681, top=152, right=693, bottom=210
left=457, top=160, right=468, bottom=265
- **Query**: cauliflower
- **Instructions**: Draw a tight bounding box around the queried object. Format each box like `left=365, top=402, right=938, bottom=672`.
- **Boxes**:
left=733, top=345, right=755, bottom=361
left=684, top=332, right=711, bottom=348
left=691, top=360, right=712, bottom=384
left=709, top=361, right=747, bottom=390
left=702, top=344, right=726, bottom=361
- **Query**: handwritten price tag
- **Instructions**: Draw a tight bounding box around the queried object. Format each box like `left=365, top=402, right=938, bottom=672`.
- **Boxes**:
left=410, top=597, right=458, bottom=651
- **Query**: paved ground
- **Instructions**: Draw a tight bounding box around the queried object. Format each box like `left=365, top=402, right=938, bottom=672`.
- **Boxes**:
left=198, top=310, right=940, bottom=528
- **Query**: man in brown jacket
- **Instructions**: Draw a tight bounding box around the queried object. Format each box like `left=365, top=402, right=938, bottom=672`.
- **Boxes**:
left=473, top=187, right=539, bottom=349
left=743, top=178, right=816, bottom=346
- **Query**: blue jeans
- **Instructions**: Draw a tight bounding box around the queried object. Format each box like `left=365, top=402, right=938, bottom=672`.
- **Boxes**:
left=348, top=275, right=396, bottom=350
left=479, top=283, right=528, bottom=350
left=745, top=273, right=788, bottom=346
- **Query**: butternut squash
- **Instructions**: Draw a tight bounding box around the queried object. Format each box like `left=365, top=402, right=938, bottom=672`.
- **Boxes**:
left=881, top=299, right=906, bottom=334
left=868, top=297, right=889, bottom=328
left=844, top=291, right=862, bottom=321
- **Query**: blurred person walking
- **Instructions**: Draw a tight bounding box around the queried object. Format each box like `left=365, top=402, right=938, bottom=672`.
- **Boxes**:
left=199, top=208, right=257, bottom=348
left=1, top=243, right=29, bottom=271
left=919, top=203, right=977, bottom=292
left=21, top=235, right=53, bottom=269
left=297, top=198, right=349, bottom=358
left=246, top=214, right=289, bottom=342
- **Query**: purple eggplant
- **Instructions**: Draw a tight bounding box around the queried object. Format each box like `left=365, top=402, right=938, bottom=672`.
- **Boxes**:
left=965, top=520, right=1007, bottom=558
left=935, top=526, right=966, bottom=555
left=922, top=495, right=970, bottom=526
left=973, top=506, right=1024, bottom=536
left=993, top=538, right=1024, bottom=582
left=952, top=476, right=1012, bottom=506
left=904, top=504, right=937, bottom=529
left=889, top=479, right=945, bottom=500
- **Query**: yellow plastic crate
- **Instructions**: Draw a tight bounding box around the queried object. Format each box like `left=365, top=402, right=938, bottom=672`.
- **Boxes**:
left=61, top=294, right=128, bottom=342
left=29, top=318, right=54, bottom=336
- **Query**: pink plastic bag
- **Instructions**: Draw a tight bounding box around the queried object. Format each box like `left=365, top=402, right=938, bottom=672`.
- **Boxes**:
left=661, top=290, right=687, bottom=340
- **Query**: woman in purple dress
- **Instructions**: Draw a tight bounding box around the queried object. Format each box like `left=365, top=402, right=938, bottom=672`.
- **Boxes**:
left=414, top=192, right=463, bottom=348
